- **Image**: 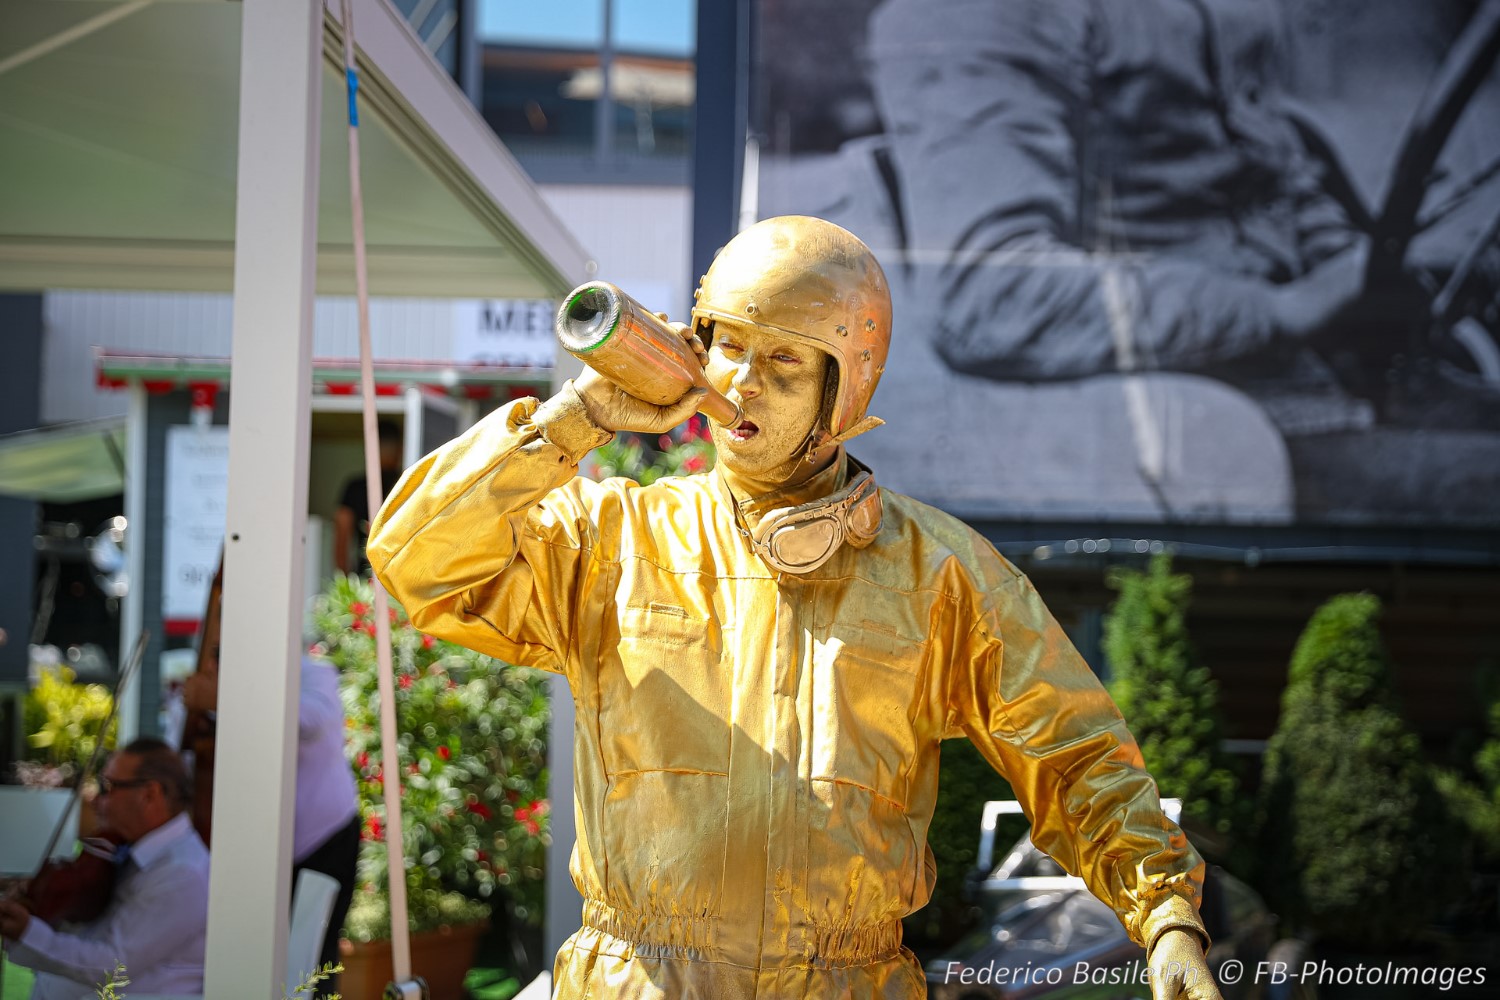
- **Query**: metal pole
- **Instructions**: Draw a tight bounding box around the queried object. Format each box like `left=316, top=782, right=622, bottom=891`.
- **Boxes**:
left=118, top=383, right=147, bottom=743
left=595, top=0, right=614, bottom=166
left=690, top=0, right=749, bottom=285
left=203, top=0, right=321, bottom=993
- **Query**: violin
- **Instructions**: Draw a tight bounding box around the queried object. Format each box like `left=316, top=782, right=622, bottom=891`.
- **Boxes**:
left=20, top=829, right=130, bottom=925
left=11, top=633, right=147, bottom=928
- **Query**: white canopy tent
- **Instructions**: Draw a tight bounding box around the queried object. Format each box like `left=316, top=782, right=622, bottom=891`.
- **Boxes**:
left=1, top=0, right=590, bottom=994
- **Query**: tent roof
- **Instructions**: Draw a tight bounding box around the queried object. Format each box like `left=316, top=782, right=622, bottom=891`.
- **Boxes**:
left=0, top=417, right=126, bottom=503
left=0, top=0, right=591, bottom=298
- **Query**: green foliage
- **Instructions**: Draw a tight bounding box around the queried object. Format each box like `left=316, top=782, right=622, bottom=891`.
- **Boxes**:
left=1102, top=555, right=1243, bottom=839
left=90, top=962, right=342, bottom=999
left=1257, top=593, right=1460, bottom=948
left=94, top=964, right=128, bottom=999
left=1435, top=691, right=1500, bottom=869
left=23, top=665, right=117, bottom=784
left=586, top=415, right=715, bottom=484
left=904, top=741, right=1021, bottom=948
left=285, top=962, right=344, bottom=999
left=312, top=575, right=550, bottom=941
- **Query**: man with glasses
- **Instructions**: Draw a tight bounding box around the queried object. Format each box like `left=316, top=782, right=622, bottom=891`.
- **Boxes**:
left=1, top=737, right=210, bottom=999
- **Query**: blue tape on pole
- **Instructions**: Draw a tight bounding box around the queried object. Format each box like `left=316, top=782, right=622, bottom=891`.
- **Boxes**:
left=346, top=68, right=360, bottom=127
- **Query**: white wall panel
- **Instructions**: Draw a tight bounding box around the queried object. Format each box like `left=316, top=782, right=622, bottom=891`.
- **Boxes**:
left=41, top=185, right=691, bottom=425
left=43, top=292, right=457, bottom=424
left=539, top=184, right=693, bottom=319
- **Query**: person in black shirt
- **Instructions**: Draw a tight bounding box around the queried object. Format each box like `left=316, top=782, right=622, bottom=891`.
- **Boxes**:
left=333, top=420, right=403, bottom=576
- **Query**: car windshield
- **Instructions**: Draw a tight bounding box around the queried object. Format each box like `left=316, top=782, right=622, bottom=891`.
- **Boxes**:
left=993, top=892, right=1126, bottom=958
left=993, top=836, right=1068, bottom=879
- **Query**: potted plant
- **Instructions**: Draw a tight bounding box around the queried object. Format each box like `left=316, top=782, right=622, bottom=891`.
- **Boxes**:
left=310, top=576, right=551, bottom=1000
left=1256, top=594, right=1463, bottom=994
left=17, top=662, right=117, bottom=788
left=4, top=663, right=118, bottom=864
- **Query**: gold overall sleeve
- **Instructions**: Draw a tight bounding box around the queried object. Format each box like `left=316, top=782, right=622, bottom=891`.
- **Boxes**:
left=365, top=393, right=612, bottom=678
left=950, top=568, right=1208, bottom=951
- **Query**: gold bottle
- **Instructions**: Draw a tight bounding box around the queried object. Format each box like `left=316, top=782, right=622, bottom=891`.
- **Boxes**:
left=555, top=281, right=741, bottom=427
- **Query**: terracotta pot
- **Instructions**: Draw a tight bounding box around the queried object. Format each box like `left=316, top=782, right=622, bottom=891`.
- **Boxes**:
left=337, top=920, right=489, bottom=1000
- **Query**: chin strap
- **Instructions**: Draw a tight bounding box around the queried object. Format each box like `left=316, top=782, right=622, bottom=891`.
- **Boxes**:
left=802, top=415, right=885, bottom=462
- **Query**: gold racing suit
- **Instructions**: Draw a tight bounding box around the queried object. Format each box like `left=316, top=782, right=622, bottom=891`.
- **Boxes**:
left=367, top=394, right=1207, bottom=999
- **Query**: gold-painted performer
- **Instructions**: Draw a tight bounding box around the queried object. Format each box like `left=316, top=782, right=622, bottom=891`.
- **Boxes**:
left=368, top=216, right=1222, bottom=1000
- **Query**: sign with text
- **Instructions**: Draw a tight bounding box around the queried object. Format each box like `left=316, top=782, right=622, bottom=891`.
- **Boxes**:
left=162, top=426, right=229, bottom=622
left=452, top=299, right=557, bottom=369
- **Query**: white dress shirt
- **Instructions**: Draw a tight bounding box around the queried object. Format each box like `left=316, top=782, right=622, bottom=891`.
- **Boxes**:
left=13, top=811, right=210, bottom=1000
left=293, top=657, right=359, bottom=862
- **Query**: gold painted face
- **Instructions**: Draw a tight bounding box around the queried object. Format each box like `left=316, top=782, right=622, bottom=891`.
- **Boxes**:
left=705, top=320, right=830, bottom=483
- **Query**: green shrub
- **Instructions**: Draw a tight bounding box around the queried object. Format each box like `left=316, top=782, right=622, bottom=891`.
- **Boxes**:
left=903, top=741, right=1022, bottom=949
left=312, top=575, right=551, bottom=939
left=1435, top=689, right=1500, bottom=871
left=586, top=415, right=715, bottom=484
left=22, top=665, right=116, bottom=785
left=1102, top=554, right=1243, bottom=840
left=1257, top=593, right=1460, bottom=948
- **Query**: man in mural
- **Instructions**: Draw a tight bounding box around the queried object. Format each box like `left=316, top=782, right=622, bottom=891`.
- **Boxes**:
left=368, top=216, right=1221, bottom=999
left=863, top=0, right=1500, bottom=517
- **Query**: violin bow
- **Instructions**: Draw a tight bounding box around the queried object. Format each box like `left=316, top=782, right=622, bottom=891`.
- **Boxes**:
left=34, top=631, right=151, bottom=868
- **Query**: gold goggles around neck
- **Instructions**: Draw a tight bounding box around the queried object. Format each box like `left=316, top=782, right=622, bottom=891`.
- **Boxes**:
left=749, top=458, right=883, bottom=574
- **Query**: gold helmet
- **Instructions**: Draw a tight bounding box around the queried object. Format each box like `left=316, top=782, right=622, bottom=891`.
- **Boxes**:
left=690, top=216, right=891, bottom=448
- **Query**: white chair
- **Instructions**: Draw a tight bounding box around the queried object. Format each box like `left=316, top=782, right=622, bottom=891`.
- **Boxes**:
left=515, top=972, right=554, bottom=1000
left=284, top=869, right=341, bottom=993
left=132, top=868, right=341, bottom=1000
left=0, top=786, right=78, bottom=876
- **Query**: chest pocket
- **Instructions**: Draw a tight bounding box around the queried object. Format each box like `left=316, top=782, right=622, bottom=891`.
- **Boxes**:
left=598, top=602, right=733, bottom=776
left=809, top=619, right=929, bottom=806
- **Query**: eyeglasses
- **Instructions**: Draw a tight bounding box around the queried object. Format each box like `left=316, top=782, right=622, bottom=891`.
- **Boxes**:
left=97, top=776, right=154, bottom=795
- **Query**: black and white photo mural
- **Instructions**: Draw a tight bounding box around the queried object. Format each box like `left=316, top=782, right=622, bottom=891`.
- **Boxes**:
left=753, top=0, right=1500, bottom=525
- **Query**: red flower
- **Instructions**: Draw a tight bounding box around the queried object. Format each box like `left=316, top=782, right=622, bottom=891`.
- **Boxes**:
left=398, top=674, right=413, bottom=690
left=356, top=751, right=369, bottom=770
left=349, top=601, right=369, bottom=617
left=365, top=815, right=383, bottom=841
left=408, top=762, right=420, bottom=775
left=683, top=455, right=706, bottom=474
left=349, top=620, right=365, bottom=634
left=515, top=798, right=547, bottom=836
left=388, top=607, right=398, bottom=624
left=421, top=634, right=436, bottom=650
left=476, top=849, right=489, bottom=864
left=437, top=745, right=451, bottom=761
left=466, top=800, right=493, bottom=821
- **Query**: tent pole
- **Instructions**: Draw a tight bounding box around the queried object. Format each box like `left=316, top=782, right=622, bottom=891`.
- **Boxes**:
left=204, top=0, right=322, bottom=994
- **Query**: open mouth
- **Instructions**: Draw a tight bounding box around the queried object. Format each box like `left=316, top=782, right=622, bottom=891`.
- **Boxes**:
left=726, top=419, right=759, bottom=443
